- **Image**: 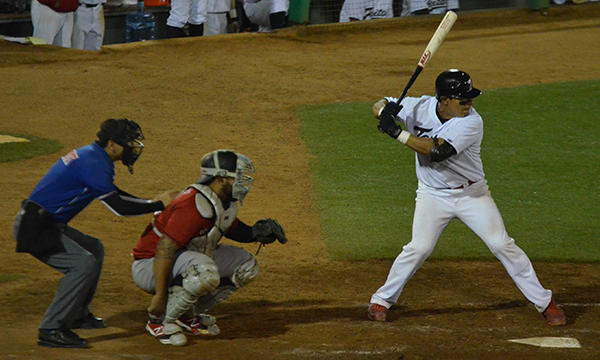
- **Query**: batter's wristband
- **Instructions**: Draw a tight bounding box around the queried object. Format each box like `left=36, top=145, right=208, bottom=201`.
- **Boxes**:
left=397, top=131, right=410, bottom=144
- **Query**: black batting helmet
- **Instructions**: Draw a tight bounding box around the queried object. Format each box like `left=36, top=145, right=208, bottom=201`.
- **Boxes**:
left=435, top=69, right=482, bottom=100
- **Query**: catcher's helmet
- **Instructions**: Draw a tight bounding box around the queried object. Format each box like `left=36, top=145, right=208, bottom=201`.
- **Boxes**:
left=196, top=150, right=255, bottom=204
left=96, top=118, right=145, bottom=174
left=435, top=69, right=482, bottom=100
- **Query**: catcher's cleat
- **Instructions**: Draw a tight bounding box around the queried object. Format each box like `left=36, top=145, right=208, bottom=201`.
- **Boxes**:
left=542, top=299, right=566, bottom=326
left=145, top=319, right=187, bottom=346
left=176, top=314, right=220, bottom=336
left=367, top=303, right=388, bottom=322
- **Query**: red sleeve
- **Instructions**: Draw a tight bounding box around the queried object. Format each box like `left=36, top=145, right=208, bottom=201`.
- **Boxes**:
left=158, top=197, right=214, bottom=248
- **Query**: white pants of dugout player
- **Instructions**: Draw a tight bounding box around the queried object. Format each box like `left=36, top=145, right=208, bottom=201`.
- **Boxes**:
left=243, top=0, right=288, bottom=32
left=31, top=0, right=74, bottom=48
left=72, top=3, right=105, bottom=51
left=167, top=0, right=208, bottom=37
left=13, top=213, right=104, bottom=330
left=132, top=244, right=257, bottom=320
left=371, top=179, right=553, bottom=312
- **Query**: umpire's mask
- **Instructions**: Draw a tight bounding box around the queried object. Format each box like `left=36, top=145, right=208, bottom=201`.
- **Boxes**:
left=97, top=118, right=145, bottom=174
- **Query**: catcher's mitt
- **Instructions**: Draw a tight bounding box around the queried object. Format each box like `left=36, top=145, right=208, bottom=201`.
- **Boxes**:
left=251, top=219, right=287, bottom=244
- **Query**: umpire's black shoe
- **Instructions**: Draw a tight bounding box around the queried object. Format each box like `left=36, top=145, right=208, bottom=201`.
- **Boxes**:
left=38, top=328, right=88, bottom=348
left=73, top=313, right=106, bottom=329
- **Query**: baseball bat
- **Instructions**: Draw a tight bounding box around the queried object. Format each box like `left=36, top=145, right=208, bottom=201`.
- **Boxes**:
left=396, top=11, right=458, bottom=104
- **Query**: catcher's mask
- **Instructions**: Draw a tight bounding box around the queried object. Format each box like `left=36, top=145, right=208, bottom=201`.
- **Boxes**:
left=435, top=69, right=482, bottom=101
left=197, top=149, right=255, bottom=205
left=96, top=118, right=145, bottom=174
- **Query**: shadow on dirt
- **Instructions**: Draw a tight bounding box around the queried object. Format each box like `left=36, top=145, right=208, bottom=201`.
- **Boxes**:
left=90, top=299, right=535, bottom=343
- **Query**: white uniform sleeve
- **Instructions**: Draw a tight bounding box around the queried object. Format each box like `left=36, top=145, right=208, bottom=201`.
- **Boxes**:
left=439, top=112, right=483, bottom=154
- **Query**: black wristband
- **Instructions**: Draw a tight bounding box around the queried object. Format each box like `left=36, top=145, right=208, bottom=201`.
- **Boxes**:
left=388, top=126, right=403, bottom=139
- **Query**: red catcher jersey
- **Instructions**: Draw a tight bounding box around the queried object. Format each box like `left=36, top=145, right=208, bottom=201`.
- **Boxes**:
left=132, top=187, right=239, bottom=259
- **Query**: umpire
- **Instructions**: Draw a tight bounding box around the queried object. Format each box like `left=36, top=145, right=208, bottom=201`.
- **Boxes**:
left=13, top=119, right=178, bottom=348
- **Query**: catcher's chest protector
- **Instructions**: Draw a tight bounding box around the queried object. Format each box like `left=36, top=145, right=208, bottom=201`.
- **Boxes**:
left=185, top=184, right=238, bottom=258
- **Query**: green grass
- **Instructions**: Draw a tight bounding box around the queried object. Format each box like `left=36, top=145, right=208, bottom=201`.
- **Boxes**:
left=299, top=79, right=600, bottom=262
left=0, top=132, right=63, bottom=163
left=0, top=274, right=25, bottom=283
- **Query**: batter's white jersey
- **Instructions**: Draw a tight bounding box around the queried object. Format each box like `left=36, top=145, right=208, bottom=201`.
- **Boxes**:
left=388, top=95, right=484, bottom=189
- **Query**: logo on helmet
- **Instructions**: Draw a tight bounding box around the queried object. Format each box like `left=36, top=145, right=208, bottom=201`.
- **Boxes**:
left=435, top=69, right=482, bottom=101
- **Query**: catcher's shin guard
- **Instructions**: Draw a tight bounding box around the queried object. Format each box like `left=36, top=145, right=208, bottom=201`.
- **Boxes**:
left=164, top=264, right=220, bottom=324
left=193, top=256, right=259, bottom=313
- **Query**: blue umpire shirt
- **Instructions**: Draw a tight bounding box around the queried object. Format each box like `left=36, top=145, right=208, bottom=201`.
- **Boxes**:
left=28, top=142, right=117, bottom=224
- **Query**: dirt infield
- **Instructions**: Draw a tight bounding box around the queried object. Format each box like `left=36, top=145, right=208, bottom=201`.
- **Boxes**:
left=1, top=4, right=600, bottom=359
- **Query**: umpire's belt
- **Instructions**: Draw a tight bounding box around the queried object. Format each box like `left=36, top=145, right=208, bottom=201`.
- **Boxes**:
left=15, top=200, right=65, bottom=254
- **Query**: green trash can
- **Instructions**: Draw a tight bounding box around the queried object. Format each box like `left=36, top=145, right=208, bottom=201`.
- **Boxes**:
left=289, top=0, right=310, bottom=24
left=528, top=0, right=550, bottom=10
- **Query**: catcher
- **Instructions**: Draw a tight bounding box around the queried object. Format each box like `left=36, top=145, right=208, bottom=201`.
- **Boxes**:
left=131, top=149, right=287, bottom=346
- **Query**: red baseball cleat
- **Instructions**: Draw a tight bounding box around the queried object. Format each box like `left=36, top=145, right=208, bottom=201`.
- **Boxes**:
left=367, top=303, right=388, bottom=322
left=543, top=299, right=566, bottom=326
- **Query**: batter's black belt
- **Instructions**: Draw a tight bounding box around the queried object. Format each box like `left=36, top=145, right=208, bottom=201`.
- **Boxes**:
left=450, top=181, right=475, bottom=190
left=81, top=3, right=99, bottom=7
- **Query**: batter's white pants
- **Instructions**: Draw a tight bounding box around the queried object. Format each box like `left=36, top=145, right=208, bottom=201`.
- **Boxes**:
left=72, top=5, right=105, bottom=51
left=31, top=0, right=74, bottom=48
left=371, top=179, right=552, bottom=312
left=167, top=0, right=208, bottom=28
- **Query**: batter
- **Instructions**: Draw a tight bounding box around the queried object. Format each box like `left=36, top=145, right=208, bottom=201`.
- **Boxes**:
left=367, top=69, right=566, bottom=326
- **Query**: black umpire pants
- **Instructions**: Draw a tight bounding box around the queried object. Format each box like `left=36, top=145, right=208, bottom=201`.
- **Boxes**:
left=13, top=209, right=104, bottom=330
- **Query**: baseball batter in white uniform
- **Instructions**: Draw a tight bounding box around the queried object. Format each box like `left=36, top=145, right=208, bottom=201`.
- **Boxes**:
left=367, top=69, right=566, bottom=326
left=339, top=0, right=393, bottom=23
left=72, top=0, right=105, bottom=50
